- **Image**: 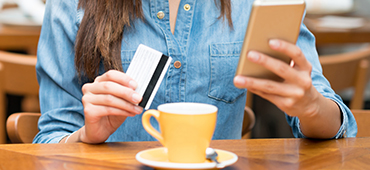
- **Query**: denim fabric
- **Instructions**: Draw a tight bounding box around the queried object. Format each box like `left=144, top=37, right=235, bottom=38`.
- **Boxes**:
left=34, top=0, right=357, bottom=143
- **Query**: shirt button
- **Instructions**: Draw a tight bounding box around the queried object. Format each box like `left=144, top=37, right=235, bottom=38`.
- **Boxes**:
left=184, top=4, right=191, bottom=11
left=157, top=11, right=165, bottom=19
left=174, top=61, right=181, bottom=68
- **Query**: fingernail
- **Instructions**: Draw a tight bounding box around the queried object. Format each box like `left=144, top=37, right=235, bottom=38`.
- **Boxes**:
left=134, top=106, right=143, bottom=114
left=129, top=80, right=138, bottom=89
left=248, top=51, right=260, bottom=61
left=132, top=93, right=142, bottom=103
left=234, top=76, right=246, bottom=85
left=269, top=39, right=280, bottom=48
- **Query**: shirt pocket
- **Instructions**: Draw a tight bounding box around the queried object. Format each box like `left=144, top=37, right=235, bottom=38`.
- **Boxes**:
left=208, top=42, right=246, bottom=103
left=121, top=50, right=136, bottom=72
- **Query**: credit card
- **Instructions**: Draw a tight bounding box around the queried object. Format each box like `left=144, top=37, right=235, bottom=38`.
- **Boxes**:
left=126, top=44, right=172, bottom=110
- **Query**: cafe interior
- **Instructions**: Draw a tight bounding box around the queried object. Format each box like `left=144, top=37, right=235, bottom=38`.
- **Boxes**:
left=1, top=0, right=370, bottom=169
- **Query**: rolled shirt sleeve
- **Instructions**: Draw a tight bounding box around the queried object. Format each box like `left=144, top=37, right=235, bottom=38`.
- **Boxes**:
left=286, top=24, right=357, bottom=138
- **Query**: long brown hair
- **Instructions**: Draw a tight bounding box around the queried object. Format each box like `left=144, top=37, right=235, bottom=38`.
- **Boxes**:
left=75, top=0, right=232, bottom=80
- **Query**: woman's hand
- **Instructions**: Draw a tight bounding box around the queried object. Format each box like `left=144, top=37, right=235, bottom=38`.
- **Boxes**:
left=78, top=70, right=143, bottom=143
left=234, top=39, right=319, bottom=117
left=234, top=39, right=341, bottom=138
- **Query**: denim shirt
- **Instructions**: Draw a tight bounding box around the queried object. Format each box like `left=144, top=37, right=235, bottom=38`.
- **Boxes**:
left=34, top=0, right=357, bottom=143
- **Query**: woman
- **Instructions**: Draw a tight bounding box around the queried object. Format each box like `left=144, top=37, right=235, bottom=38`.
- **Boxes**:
left=34, top=0, right=357, bottom=144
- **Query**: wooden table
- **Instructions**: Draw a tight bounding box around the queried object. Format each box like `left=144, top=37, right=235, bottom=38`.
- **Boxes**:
left=0, top=24, right=41, bottom=55
left=304, top=0, right=370, bottom=46
left=1, top=138, right=370, bottom=169
left=304, top=15, right=370, bottom=46
left=0, top=4, right=41, bottom=55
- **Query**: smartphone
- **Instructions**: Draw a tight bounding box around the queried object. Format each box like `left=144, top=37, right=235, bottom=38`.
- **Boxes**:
left=235, top=0, right=306, bottom=81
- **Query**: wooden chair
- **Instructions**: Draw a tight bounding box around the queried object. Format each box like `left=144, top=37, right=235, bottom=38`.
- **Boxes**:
left=319, top=45, right=370, bottom=109
left=6, top=112, right=40, bottom=143
left=242, top=91, right=256, bottom=139
left=351, top=109, right=370, bottom=137
left=0, top=51, right=39, bottom=144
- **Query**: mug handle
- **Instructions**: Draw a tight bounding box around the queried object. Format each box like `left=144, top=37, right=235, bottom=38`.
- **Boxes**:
left=142, top=109, right=164, bottom=145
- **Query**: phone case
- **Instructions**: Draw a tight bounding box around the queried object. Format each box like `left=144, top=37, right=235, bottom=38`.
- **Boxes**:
left=235, top=0, right=306, bottom=81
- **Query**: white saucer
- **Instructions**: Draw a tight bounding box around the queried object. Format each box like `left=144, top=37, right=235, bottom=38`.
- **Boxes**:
left=136, top=147, right=238, bottom=170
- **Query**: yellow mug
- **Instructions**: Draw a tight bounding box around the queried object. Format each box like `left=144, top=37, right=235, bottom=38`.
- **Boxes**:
left=142, top=102, right=217, bottom=163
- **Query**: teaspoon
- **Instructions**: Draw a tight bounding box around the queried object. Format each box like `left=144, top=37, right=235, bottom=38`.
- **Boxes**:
left=206, top=148, right=220, bottom=164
